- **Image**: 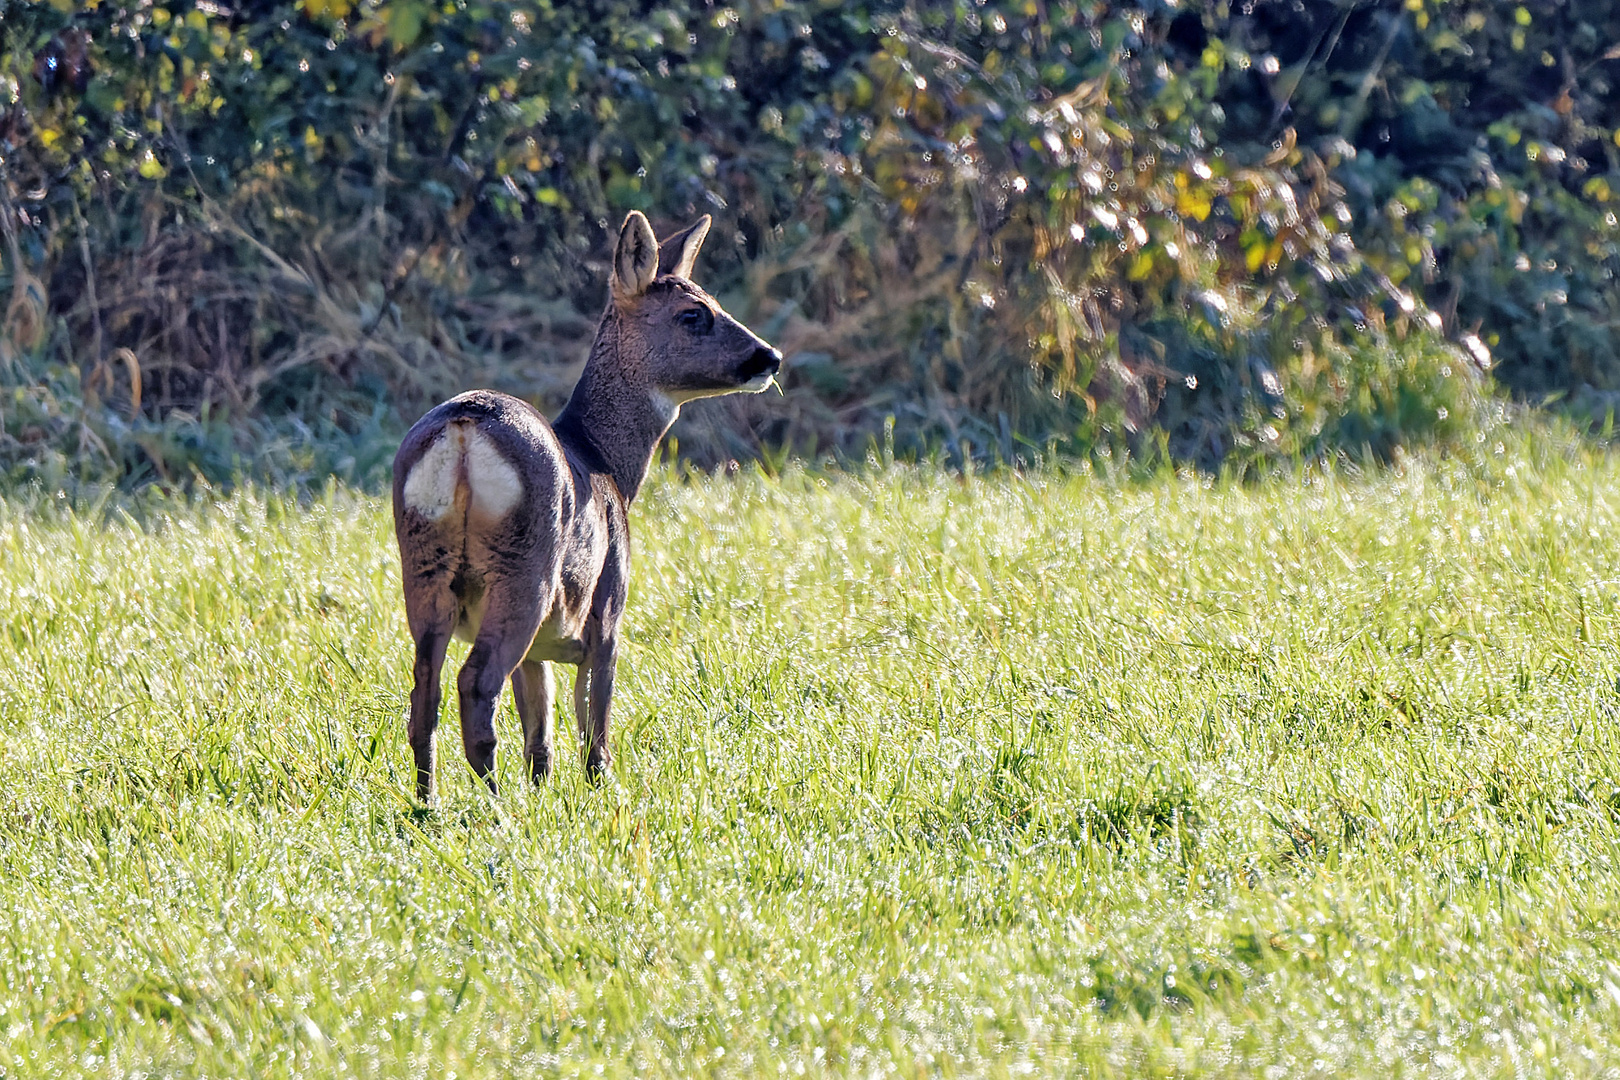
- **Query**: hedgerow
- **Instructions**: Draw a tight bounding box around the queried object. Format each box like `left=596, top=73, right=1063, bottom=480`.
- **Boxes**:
left=0, top=0, right=1615, bottom=488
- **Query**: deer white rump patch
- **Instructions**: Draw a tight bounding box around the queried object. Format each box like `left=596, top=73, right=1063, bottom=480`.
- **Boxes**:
left=463, top=431, right=523, bottom=520
left=402, top=432, right=460, bottom=520
left=403, top=426, right=523, bottom=522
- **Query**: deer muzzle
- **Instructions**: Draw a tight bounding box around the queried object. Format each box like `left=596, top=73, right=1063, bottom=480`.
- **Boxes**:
left=738, top=346, right=783, bottom=390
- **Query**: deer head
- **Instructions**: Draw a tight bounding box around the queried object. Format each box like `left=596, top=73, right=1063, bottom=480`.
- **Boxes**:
left=606, top=211, right=781, bottom=410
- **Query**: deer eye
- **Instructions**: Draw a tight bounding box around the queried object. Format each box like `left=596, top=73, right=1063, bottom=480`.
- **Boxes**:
left=678, top=308, right=712, bottom=333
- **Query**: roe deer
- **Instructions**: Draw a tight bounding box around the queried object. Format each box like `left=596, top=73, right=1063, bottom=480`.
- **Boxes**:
left=392, top=211, right=781, bottom=799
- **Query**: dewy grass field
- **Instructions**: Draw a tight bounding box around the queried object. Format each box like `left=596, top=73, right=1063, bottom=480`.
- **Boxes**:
left=2, top=438, right=1620, bottom=1077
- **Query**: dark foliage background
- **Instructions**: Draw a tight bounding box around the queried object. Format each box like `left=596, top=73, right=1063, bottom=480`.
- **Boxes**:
left=0, top=0, right=1616, bottom=489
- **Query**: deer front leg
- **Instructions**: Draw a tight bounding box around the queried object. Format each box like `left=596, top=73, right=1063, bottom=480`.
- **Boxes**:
left=583, top=636, right=618, bottom=783
left=512, top=659, right=555, bottom=782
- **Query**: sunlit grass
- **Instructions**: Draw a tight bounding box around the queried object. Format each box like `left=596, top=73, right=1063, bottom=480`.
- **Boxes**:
left=2, top=436, right=1620, bottom=1076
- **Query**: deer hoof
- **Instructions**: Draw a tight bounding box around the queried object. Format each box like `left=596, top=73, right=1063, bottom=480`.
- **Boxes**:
left=413, top=746, right=435, bottom=803
left=528, top=749, right=553, bottom=783
left=465, top=738, right=497, bottom=790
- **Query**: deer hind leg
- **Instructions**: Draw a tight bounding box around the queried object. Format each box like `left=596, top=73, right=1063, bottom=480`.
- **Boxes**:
left=572, top=665, right=590, bottom=755
left=457, top=583, right=547, bottom=794
left=404, top=580, right=456, bottom=803
left=583, top=637, right=618, bottom=783
left=512, top=660, right=555, bottom=783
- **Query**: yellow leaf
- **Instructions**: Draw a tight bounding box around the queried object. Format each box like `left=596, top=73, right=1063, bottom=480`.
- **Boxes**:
left=1128, top=251, right=1154, bottom=280
left=1176, top=189, right=1211, bottom=222
left=304, top=0, right=352, bottom=18
left=1245, top=243, right=1265, bottom=272
left=137, top=149, right=166, bottom=180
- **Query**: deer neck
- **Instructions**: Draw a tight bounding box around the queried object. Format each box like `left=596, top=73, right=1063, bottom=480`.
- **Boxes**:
left=552, top=315, right=675, bottom=504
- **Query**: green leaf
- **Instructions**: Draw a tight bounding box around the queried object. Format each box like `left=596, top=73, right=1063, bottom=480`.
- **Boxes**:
left=386, top=2, right=427, bottom=48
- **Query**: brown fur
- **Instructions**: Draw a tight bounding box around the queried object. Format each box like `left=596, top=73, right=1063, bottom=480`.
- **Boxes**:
left=392, top=212, right=780, bottom=799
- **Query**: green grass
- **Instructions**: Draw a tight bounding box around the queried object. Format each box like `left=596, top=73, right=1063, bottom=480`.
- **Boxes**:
left=3, top=437, right=1620, bottom=1077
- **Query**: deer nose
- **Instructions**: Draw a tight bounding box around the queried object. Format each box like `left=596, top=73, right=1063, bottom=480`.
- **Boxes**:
left=738, top=346, right=782, bottom=382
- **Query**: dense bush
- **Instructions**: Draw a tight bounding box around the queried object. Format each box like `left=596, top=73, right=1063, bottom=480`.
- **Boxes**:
left=0, top=0, right=1615, bottom=488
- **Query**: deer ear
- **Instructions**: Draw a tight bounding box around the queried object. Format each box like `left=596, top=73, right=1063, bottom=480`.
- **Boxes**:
left=656, top=215, right=712, bottom=281
left=611, top=211, right=659, bottom=301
